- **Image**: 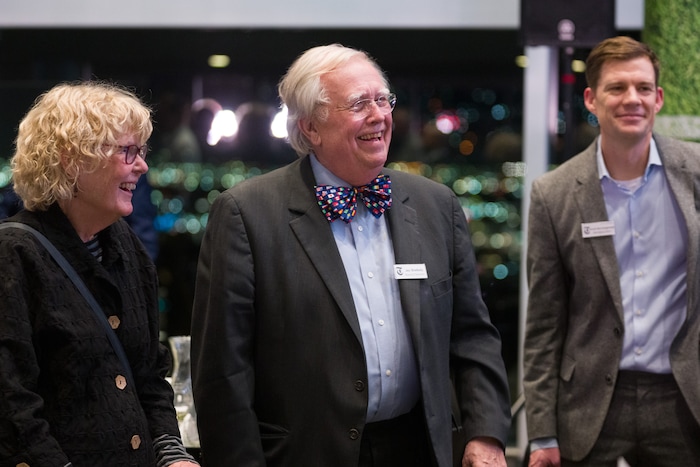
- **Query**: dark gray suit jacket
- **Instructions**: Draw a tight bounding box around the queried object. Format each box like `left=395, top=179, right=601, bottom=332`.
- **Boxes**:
left=523, top=134, right=700, bottom=461
left=190, top=155, right=511, bottom=467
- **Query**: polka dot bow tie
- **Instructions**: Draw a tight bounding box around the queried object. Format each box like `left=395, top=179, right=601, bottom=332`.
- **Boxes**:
left=315, top=175, right=392, bottom=223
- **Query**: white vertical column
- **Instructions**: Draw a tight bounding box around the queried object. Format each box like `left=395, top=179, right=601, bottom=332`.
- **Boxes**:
left=514, top=44, right=558, bottom=460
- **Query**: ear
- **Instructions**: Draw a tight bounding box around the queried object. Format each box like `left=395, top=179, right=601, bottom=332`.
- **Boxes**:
left=655, top=86, right=664, bottom=114
left=60, top=152, right=80, bottom=181
left=59, top=152, right=70, bottom=169
left=583, top=87, right=597, bottom=115
left=298, top=117, right=321, bottom=147
left=60, top=152, right=74, bottom=174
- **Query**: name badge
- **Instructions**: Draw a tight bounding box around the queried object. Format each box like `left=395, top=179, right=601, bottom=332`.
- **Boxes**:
left=394, top=264, right=428, bottom=279
left=581, top=221, right=615, bottom=238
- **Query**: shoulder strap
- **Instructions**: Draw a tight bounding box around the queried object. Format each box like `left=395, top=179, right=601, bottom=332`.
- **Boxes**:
left=0, top=222, right=136, bottom=387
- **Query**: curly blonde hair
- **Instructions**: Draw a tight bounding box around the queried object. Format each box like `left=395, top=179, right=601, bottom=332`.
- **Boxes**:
left=11, top=81, right=153, bottom=211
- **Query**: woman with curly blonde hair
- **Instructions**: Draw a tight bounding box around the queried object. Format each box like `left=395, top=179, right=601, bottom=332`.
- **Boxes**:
left=0, top=81, right=199, bottom=467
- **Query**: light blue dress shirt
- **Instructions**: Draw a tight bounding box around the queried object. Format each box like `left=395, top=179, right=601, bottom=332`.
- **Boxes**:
left=597, top=137, right=687, bottom=374
left=310, top=155, right=420, bottom=423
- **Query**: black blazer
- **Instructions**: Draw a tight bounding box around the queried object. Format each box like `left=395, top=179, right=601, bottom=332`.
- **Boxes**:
left=191, top=155, right=511, bottom=467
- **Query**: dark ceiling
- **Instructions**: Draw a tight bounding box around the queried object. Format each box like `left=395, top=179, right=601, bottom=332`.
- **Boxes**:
left=0, top=27, right=619, bottom=160
left=0, top=28, right=529, bottom=158
left=0, top=28, right=526, bottom=80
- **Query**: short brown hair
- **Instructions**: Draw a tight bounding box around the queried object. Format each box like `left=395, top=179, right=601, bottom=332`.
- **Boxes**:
left=585, top=36, right=660, bottom=90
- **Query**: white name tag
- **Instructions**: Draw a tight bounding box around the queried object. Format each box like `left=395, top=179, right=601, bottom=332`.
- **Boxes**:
left=393, top=263, right=428, bottom=279
left=581, top=221, right=615, bottom=238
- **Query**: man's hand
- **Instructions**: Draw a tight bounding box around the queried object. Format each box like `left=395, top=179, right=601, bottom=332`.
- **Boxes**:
left=528, top=447, right=561, bottom=467
left=167, top=462, right=200, bottom=467
left=462, top=436, right=507, bottom=467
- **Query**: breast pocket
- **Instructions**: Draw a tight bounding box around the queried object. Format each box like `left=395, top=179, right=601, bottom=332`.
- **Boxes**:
left=430, top=273, right=453, bottom=299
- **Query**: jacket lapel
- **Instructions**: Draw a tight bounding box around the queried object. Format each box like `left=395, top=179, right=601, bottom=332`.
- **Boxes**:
left=573, top=147, right=625, bottom=322
left=385, top=176, right=423, bottom=355
left=287, top=157, right=364, bottom=344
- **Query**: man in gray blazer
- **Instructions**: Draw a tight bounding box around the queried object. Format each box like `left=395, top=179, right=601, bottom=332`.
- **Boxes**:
left=190, top=44, right=511, bottom=467
left=523, top=36, right=700, bottom=466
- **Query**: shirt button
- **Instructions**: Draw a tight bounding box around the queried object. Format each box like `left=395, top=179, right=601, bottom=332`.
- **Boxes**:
left=635, top=347, right=643, bottom=355
left=130, top=434, right=142, bottom=450
left=108, top=315, right=121, bottom=329
left=636, top=270, right=644, bottom=277
left=378, top=319, right=385, bottom=326
left=115, top=375, right=127, bottom=390
left=385, top=369, right=392, bottom=376
left=349, top=428, right=360, bottom=440
left=367, top=272, right=374, bottom=278
left=357, top=226, right=364, bottom=232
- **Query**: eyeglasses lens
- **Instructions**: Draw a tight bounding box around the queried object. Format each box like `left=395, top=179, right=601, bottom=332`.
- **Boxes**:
left=353, top=93, right=396, bottom=120
left=123, top=145, right=146, bottom=164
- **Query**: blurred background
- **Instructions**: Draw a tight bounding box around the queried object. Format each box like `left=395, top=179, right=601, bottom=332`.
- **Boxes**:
left=1, top=26, right=534, bottom=333
left=1, top=0, right=650, bottom=458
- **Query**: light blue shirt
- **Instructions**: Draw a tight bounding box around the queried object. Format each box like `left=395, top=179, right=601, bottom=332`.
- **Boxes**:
left=597, top=137, right=687, bottom=374
left=310, top=155, right=420, bottom=422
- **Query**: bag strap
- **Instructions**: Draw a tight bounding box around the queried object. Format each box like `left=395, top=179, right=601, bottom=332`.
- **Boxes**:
left=0, top=222, right=136, bottom=387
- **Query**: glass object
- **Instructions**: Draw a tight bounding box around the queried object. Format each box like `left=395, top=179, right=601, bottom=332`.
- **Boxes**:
left=168, top=335, right=200, bottom=448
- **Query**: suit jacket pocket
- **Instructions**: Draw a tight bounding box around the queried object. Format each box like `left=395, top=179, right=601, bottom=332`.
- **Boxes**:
left=559, top=354, right=575, bottom=382
left=259, top=421, right=290, bottom=461
left=431, top=273, right=453, bottom=298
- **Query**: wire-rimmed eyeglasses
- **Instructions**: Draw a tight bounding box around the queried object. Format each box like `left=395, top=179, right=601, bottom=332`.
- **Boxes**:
left=337, top=93, right=397, bottom=120
left=111, top=144, right=149, bottom=164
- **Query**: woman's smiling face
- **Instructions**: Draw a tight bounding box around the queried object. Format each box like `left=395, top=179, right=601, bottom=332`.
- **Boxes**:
left=71, top=135, right=149, bottom=231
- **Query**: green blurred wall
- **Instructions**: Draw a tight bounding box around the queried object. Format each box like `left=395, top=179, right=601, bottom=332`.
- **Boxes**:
left=645, top=0, right=700, bottom=139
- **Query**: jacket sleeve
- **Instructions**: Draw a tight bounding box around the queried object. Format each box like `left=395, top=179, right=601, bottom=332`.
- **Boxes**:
left=190, top=190, right=265, bottom=465
left=448, top=191, right=512, bottom=447
left=522, top=179, right=569, bottom=441
left=0, top=236, right=72, bottom=466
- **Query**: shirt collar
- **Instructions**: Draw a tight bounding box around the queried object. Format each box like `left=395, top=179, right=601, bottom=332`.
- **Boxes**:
left=309, top=153, right=352, bottom=187
left=596, top=136, right=662, bottom=181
